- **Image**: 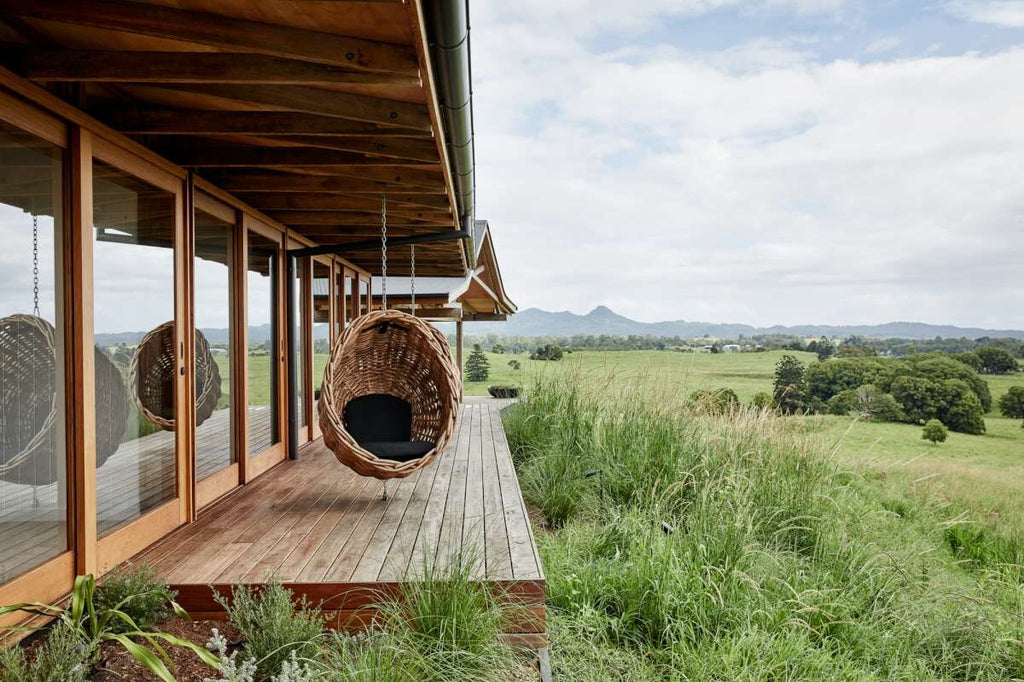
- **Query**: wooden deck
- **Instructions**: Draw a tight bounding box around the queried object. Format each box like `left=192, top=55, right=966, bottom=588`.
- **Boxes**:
left=0, top=406, right=271, bottom=583
left=133, top=399, right=546, bottom=647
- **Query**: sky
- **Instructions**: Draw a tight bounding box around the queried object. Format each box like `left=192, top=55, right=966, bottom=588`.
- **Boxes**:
left=470, top=0, right=1024, bottom=328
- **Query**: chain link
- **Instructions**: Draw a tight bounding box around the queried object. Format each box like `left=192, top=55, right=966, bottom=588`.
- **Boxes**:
left=381, top=192, right=388, bottom=309
left=410, top=244, right=416, bottom=315
left=32, top=214, right=39, bottom=317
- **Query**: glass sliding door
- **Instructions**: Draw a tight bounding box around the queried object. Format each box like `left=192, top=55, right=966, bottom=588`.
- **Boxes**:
left=312, top=260, right=331, bottom=431
left=0, top=119, right=68, bottom=583
left=293, top=257, right=308, bottom=439
left=246, top=229, right=279, bottom=457
left=92, top=159, right=178, bottom=537
left=193, top=203, right=234, bottom=485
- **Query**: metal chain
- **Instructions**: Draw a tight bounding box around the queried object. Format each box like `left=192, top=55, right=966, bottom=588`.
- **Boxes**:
left=32, top=214, right=40, bottom=317
left=410, top=244, right=416, bottom=314
left=381, top=192, right=388, bottom=309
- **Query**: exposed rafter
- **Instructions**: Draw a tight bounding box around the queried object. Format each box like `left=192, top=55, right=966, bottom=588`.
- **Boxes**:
left=0, top=0, right=419, bottom=75
left=141, top=84, right=431, bottom=130
left=11, top=50, right=421, bottom=86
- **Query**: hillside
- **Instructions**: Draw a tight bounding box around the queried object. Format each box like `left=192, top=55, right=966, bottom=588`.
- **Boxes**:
left=460, top=306, right=1024, bottom=340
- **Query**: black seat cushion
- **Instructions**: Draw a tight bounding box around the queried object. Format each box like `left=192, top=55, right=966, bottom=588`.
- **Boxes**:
left=359, top=440, right=436, bottom=462
left=344, top=394, right=434, bottom=462
left=345, top=393, right=412, bottom=442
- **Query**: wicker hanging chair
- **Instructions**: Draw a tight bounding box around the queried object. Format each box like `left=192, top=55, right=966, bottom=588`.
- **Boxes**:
left=0, top=314, right=129, bottom=485
left=318, top=309, right=461, bottom=480
left=129, top=321, right=222, bottom=431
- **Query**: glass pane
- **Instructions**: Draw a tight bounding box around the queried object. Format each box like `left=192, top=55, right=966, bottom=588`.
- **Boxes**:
left=344, top=275, right=353, bottom=323
left=93, top=159, right=177, bottom=537
left=360, top=280, right=369, bottom=316
left=247, top=230, right=279, bottom=455
left=0, top=120, right=68, bottom=581
left=294, top=258, right=307, bottom=429
left=312, top=262, right=330, bottom=425
left=194, top=207, right=233, bottom=481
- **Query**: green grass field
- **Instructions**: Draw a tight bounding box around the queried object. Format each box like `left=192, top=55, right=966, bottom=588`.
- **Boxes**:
left=473, top=349, right=1024, bottom=533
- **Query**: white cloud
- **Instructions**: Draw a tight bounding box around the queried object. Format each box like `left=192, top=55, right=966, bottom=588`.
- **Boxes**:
left=864, top=36, right=902, bottom=54
left=472, top=2, right=1024, bottom=328
left=946, top=1, right=1024, bottom=27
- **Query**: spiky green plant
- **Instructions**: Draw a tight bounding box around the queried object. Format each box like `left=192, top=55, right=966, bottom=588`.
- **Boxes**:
left=0, top=574, right=217, bottom=682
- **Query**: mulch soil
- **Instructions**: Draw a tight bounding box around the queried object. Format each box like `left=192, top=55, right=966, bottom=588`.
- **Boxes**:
left=91, top=619, right=239, bottom=682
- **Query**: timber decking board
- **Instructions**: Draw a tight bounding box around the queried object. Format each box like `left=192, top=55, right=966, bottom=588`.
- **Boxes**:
left=129, top=402, right=545, bottom=645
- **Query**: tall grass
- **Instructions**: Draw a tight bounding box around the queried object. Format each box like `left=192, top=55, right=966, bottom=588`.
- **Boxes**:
left=506, top=375, right=1024, bottom=680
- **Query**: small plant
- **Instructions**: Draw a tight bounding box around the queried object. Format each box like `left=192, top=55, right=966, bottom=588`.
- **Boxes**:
left=922, top=418, right=948, bottom=445
left=507, top=359, right=521, bottom=371
left=0, top=574, right=217, bottom=682
left=214, top=580, right=323, bottom=677
left=487, top=385, right=519, bottom=399
left=464, top=344, right=490, bottom=382
left=95, top=562, right=176, bottom=632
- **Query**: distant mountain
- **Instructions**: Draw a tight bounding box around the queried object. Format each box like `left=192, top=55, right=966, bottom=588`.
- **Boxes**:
left=93, top=307, right=1024, bottom=346
left=459, top=306, right=1024, bottom=340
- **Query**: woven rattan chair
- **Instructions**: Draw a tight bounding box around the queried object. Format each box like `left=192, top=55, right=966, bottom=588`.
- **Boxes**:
left=129, top=321, right=222, bottom=431
left=0, top=314, right=128, bottom=485
left=319, top=309, right=461, bottom=480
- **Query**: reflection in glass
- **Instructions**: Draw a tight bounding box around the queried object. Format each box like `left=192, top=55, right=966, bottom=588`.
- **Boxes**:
left=247, top=231, right=279, bottom=455
left=360, top=279, right=369, bottom=316
left=312, top=261, right=330, bottom=425
left=93, top=159, right=176, bottom=537
left=194, top=207, right=233, bottom=480
left=0, top=120, right=68, bottom=582
left=294, top=258, right=307, bottom=430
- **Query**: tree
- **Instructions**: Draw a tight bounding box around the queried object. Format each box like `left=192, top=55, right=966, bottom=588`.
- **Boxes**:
left=816, top=336, right=835, bottom=362
left=922, top=419, right=948, bottom=445
left=975, top=347, right=1018, bottom=374
left=773, top=355, right=806, bottom=414
left=999, top=386, right=1024, bottom=419
left=491, top=343, right=506, bottom=354
left=464, top=344, right=490, bottom=382
left=751, top=392, right=773, bottom=410
left=507, top=359, right=521, bottom=371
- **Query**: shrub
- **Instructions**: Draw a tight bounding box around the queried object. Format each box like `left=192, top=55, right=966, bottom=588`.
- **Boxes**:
left=750, top=391, right=773, bottom=410
left=531, top=344, right=564, bottom=361
left=464, top=344, right=489, bottom=382
left=998, top=386, right=1024, bottom=419
left=487, top=385, right=519, bottom=399
left=689, top=388, right=739, bottom=414
left=214, top=580, right=323, bottom=677
left=922, top=419, right=948, bottom=445
left=95, top=562, right=176, bottom=632
left=507, top=359, right=521, bottom=371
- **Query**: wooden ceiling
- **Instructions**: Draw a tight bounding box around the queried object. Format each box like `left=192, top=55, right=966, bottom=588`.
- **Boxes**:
left=0, top=0, right=467, bottom=276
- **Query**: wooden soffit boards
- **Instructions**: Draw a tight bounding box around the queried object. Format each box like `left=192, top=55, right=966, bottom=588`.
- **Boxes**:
left=0, top=0, right=467, bottom=277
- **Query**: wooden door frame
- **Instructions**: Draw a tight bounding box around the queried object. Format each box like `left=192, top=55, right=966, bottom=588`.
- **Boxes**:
left=0, top=90, right=76, bottom=626
left=193, top=191, right=242, bottom=510
left=90, top=135, right=190, bottom=576
left=243, top=215, right=287, bottom=480
left=310, top=256, right=332, bottom=441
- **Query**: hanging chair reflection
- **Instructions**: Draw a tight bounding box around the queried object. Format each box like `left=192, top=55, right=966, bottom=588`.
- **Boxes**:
left=317, top=195, right=461, bottom=481
left=1, top=214, right=130, bottom=486
left=129, top=321, right=222, bottom=431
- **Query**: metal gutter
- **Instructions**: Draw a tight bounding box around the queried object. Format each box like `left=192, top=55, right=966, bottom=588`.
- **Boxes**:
left=423, top=0, right=476, bottom=266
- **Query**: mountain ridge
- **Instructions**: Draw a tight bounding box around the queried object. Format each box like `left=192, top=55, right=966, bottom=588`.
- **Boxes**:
left=460, top=306, right=1024, bottom=340
left=92, top=307, right=1024, bottom=346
